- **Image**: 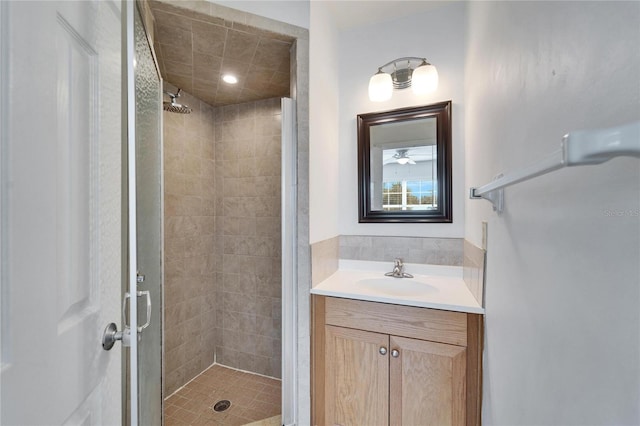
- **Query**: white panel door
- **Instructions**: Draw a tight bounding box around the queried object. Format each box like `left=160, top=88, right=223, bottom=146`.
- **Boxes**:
left=0, top=1, right=122, bottom=424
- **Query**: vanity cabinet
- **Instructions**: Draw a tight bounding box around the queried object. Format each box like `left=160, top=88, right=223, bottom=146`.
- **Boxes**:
left=312, top=295, right=483, bottom=426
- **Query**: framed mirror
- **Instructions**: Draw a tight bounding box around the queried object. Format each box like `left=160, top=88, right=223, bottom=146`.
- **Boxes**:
left=357, top=101, right=452, bottom=223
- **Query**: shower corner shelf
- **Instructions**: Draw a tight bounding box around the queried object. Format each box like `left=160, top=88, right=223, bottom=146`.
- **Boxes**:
left=470, top=121, right=640, bottom=214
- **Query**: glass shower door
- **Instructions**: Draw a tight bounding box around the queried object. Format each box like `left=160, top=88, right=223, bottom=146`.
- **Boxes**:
left=133, top=3, right=163, bottom=425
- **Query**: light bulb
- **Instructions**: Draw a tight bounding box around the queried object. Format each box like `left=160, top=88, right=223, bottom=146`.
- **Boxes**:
left=222, top=74, right=238, bottom=84
left=412, top=62, right=438, bottom=94
left=368, top=71, right=392, bottom=102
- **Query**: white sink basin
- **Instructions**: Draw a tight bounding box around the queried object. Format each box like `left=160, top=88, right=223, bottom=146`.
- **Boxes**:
left=357, top=277, right=438, bottom=297
left=310, top=261, right=484, bottom=314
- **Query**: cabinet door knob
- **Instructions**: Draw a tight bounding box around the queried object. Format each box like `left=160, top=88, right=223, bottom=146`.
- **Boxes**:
left=379, top=347, right=388, bottom=355
left=391, top=349, right=400, bottom=358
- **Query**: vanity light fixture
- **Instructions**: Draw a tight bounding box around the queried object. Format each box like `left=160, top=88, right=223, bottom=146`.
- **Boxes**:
left=368, top=57, right=438, bottom=102
left=222, top=74, right=238, bottom=84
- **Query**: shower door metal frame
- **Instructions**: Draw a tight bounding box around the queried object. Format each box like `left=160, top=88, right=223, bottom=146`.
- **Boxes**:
left=124, top=1, right=139, bottom=423
left=281, top=97, right=298, bottom=426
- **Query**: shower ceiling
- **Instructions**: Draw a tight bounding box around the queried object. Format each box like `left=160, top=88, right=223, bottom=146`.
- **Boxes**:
left=149, top=0, right=293, bottom=106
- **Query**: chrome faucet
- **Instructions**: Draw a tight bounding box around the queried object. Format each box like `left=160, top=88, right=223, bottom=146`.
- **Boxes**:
left=385, top=258, right=414, bottom=278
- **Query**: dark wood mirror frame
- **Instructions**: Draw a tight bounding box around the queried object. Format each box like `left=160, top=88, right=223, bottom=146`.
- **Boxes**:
left=357, top=100, right=452, bottom=223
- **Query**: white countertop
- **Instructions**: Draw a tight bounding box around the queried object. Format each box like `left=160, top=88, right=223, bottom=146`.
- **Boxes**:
left=311, top=260, right=484, bottom=314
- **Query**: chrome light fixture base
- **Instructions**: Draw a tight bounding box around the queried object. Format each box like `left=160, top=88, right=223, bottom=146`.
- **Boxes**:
left=392, top=66, right=413, bottom=90
left=369, top=56, right=438, bottom=102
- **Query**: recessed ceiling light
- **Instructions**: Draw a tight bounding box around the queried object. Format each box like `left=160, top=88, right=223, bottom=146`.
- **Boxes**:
left=222, top=74, right=238, bottom=84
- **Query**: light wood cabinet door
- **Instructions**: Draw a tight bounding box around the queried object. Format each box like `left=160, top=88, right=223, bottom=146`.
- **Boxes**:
left=389, top=336, right=467, bottom=426
left=312, top=296, right=483, bottom=426
left=325, top=325, right=390, bottom=426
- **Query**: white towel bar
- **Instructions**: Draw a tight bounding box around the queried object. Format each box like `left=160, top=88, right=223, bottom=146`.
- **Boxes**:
left=470, top=121, right=640, bottom=213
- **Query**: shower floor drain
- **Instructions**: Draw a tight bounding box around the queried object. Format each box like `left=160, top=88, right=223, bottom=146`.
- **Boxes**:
left=212, top=400, right=231, bottom=412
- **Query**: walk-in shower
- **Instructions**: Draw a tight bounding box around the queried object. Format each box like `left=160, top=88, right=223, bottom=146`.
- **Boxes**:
left=161, top=87, right=292, bottom=425
left=146, top=0, right=302, bottom=423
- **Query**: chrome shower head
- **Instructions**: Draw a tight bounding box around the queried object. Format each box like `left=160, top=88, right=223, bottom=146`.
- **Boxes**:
left=163, top=88, right=191, bottom=114
left=163, top=102, right=192, bottom=114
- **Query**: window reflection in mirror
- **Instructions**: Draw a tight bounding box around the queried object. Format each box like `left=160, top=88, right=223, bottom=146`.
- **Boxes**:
left=358, top=101, right=452, bottom=223
left=370, top=118, right=437, bottom=212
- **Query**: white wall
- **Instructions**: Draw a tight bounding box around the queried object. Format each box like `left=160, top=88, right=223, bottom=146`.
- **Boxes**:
left=337, top=2, right=467, bottom=238
left=465, top=2, right=640, bottom=424
left=309, top=1, right=340, bottom=243
left=210, top=0, right=309, bottom=29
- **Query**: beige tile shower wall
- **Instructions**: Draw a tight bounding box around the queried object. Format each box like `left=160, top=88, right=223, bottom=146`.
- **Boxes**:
left=163, top=85, right=217, bottom=396
left=339, top=235, right=464, bottom=266
left=214, top=98, right=282, bottom=378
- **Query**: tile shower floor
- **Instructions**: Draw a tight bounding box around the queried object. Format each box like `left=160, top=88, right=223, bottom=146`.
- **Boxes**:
left=164, top=364, right=281, bottom=426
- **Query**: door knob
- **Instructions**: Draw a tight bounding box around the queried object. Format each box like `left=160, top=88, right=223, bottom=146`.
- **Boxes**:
left=379, top=347, right=388, bottom=355
left=102, top=323, right=130, bottom=350
left=391, top=349, right=400, bottom=358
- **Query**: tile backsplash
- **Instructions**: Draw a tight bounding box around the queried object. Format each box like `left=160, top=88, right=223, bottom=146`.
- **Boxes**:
left=312, top=235, right=485, bottom=309
left=311, top=235, right=463, bottom=289
left=463, top=240, right=485, bottom=307
left=310, top=236, right=339, bottom=286
left=339, top=235, right=463, bottom=266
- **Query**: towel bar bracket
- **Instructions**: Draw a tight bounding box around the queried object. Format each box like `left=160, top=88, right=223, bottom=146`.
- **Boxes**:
left=470, top=187, right=504, bottom=213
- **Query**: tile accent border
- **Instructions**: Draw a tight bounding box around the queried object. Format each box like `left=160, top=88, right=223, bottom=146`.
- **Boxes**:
left=310, top=236, right=339, bottom=286
left=463, top=240, right=486, bottom=307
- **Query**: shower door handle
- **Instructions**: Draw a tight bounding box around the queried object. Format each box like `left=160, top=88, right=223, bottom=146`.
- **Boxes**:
left=119, top=289, right=151, bottom=334
left=137, top=290, right=151, bottom=332
left=102, top=291, right=136, bottom=351
left=134, top=271, right=151, bottom=332
left=101, top=291, right=149, bottom=348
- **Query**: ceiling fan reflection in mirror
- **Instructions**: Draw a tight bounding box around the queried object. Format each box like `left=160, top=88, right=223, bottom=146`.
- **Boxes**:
left=383, top=146, right=437, bottom=166
left=393, top=149, right=416, bottom=165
